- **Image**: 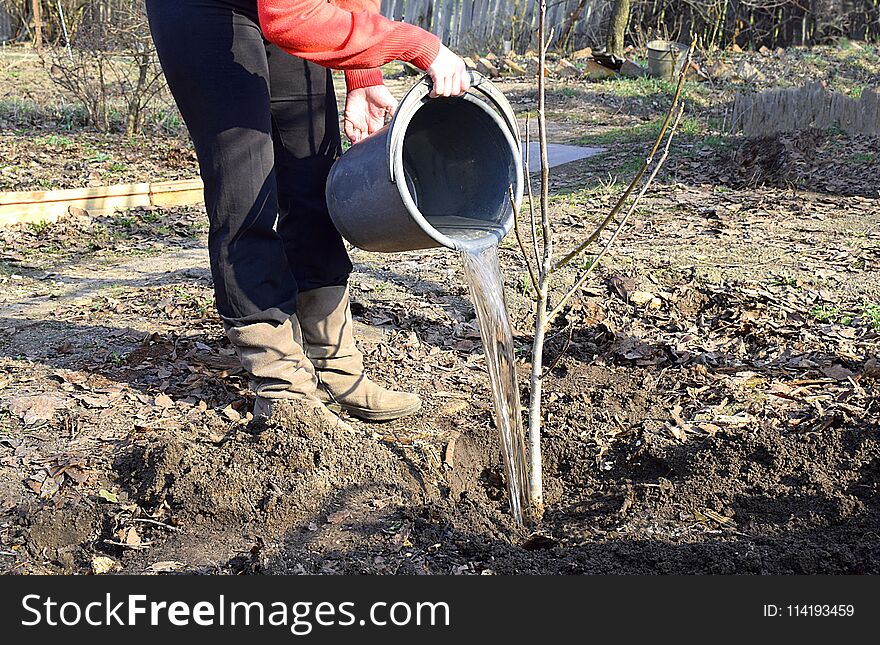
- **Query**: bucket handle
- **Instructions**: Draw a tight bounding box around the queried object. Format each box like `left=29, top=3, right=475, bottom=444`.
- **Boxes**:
left=388, top=70, right=521, bottom=184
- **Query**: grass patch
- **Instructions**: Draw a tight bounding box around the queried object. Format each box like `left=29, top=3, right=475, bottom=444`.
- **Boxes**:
left=27, top=220, right=53, bottom=237
left=863, top=303, right=880, bottom=329
left=0, top=98, right=90, bottom=129
left=769, top=273, right=798, bottom=287
left=576, top=115, right=703, bottom=146
left=602, top=76, right=678, bottom=98
left=850, top=151, right=876, bottom=164
left=810, top=303, right=880, bottom=329
left=34, top=134, right=75, bottom=147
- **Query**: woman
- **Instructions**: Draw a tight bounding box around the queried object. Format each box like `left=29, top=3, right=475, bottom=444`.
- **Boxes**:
left=145, top=0, right=469, bottom=426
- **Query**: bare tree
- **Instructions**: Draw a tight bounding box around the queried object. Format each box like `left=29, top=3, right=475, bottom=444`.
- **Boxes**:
left=45, top=2, right=166, bottom=135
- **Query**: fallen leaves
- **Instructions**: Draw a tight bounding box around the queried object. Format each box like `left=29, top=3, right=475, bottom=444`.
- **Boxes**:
left=5, top=394, right=67, bottom=426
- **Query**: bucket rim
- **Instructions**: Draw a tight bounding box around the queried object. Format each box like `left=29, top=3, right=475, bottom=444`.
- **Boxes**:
left=646, top=39, right=689, bottom=54
left=388, top=91, right=524, bottom=252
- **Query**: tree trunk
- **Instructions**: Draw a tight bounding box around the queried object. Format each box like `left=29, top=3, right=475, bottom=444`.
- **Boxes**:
left=606, top=0, right=631, bottom=57
left=31, top=0, right=42, bottom=49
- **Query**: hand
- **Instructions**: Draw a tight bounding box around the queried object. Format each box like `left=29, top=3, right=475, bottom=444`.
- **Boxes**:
left=344, top=85, right=398, bottom=145
left=426, top=45, right=470, bottom=98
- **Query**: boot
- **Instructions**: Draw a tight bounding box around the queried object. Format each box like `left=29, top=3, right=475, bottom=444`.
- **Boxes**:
left=297, top=286, right=422, bottom=421
left=225, top=316, right=351, bottom=430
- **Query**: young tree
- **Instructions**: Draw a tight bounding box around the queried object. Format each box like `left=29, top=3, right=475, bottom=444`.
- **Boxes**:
left=516, top=7, right=691, bottom=517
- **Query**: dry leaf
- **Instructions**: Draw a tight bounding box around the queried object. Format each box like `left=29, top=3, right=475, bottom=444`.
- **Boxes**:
left=821, top=364, right=854, bottom=381
left=221, top=405, right=241, bottom=422
left=91, top=555, right=121, bottom=575
left=154, top=394, right=174, bottom=408
left=148, top=561, right=184, bottom=573
left=629, top=290, right=656, bottom=306
left=123, top=526, right=142, bottom=547
left=98, top=489, right=119, bottom=503
left=7, top=394, right=67, bottom=426
left=608, top=275, right=637, bottom=300
left=326, top=510, right=351, bottom=525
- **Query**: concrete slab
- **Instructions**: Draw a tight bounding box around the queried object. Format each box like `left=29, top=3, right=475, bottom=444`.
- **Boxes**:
left=523, top=142, right=604, bottom=172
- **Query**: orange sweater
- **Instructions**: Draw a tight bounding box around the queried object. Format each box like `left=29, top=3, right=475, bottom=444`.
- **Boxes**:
left=257, top=0, right=441, bottom=91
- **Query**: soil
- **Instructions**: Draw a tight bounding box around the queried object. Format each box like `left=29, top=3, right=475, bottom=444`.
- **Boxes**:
left=0, top=44, right=878, bottom=575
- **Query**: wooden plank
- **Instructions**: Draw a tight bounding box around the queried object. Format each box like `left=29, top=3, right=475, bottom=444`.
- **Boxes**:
left=476, top=0, right=490, bottom=42
left=0, top=183, right=152, bottom=207
left=0, top=179, right=205, bottom=227
left=32, top=0, right=42, bottom=50
left=439, top=0, right=455, bottom=42
left=486, top=0, right=501, bottom=42
left=393, top=0, right=405, bottom=21
left=0, top=191, right=152, bottom=225
left=404, top=0, right=418, bottom=25
left=150, top=179, right=205, bottom=207
left=450, top=0, right=466, bottom=48
left=460, top=0, right=475, bottom=43
left=423, top=0, right=434, bottom=31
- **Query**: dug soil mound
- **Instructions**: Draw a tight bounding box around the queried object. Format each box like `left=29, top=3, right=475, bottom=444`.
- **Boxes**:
left=8, top=366, right=879, bottom=575
left=115, top=401, right=429, bottom=535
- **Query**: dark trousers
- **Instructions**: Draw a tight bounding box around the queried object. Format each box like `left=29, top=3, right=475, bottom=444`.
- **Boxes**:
left=146, top=0, right=352, bottom=326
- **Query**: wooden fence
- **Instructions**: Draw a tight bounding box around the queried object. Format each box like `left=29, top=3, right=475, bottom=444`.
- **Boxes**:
left=379, top=0, right=607, bottom=52
left=0, top=4, right=16, bottom=41
left=2, top=1, right=878, bottom=51
left=379, top=0, right=880, bottom=53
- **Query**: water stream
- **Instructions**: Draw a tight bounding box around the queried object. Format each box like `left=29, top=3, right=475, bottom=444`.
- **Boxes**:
left=460, top=245, right=530, bottom=524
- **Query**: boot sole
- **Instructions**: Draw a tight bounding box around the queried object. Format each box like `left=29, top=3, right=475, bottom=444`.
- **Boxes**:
left=325, top=400, right=422, bottom=422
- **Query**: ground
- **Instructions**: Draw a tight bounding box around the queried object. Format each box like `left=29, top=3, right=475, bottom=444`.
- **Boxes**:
left=0, top=44, right=878, bottom=574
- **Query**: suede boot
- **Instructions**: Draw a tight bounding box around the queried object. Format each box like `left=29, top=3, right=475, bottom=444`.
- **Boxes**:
left=297, top=286, right=422, bottom=421
left=225, top=316, right=351, bottom=430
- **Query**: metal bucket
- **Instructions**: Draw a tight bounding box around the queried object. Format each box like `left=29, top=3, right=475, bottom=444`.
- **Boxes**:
left=325, top=71, right=523, bottom=253
left=646, top=40, right=688, bottom=81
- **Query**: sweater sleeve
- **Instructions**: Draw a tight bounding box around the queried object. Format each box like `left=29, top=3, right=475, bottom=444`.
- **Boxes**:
left=257, top=0, right=440, bottom=74
left=334, top=0, right=386, bottom=91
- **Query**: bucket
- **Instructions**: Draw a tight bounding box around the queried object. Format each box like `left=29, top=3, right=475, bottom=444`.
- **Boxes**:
left=325, top=71, right=523, bottom=253
left=646, top=40, right=688, bottom=81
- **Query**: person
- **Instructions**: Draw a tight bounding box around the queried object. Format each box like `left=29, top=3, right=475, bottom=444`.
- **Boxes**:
left=144, top=0, right=470, bottom=426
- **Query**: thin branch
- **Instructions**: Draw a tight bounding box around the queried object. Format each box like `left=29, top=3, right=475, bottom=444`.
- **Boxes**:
left=553, top=44, right=693, bottom=272
left=541, top=321, right=575, bottom=377
left=546, top=106, right=685, bottom=327
left=510, top=185, right=539, bottom=294
left=525, top=118, right=541, bottom=271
